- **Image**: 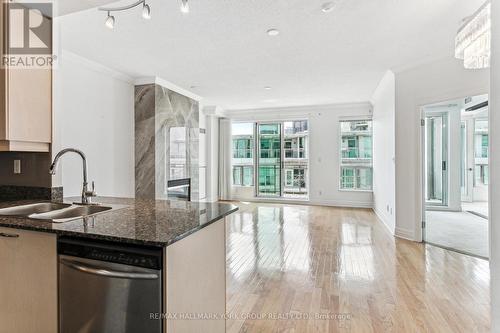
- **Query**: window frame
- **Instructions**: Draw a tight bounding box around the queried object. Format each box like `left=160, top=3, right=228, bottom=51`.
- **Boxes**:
left=338, top=118, right=373, bottom=192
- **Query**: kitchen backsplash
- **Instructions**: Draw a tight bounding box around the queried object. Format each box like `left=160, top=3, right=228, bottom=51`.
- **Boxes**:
left=0, top=152, right=62, bottom=201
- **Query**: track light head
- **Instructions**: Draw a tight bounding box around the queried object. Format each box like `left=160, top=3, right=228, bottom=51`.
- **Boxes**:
left=142, top=2, right=151, bottom=19
left=105, top=12, right=115, bottom=29
left=180, top=0, right=189, bottom=14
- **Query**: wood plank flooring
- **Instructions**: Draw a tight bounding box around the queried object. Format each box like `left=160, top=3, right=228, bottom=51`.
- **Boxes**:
left=225, top=202, right=490, bottom=333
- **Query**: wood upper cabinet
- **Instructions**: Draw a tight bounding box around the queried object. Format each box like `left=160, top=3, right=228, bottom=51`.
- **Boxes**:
left=0, top=228, right=58, bottom=333
left=0, top=2, right=52, bottom=152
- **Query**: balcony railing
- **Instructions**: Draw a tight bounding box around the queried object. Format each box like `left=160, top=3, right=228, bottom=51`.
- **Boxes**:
left=259, top=148, right=281, bottom=158
left=341, top=148, right=372, bottom=159
left=476, top=146, right=488, bottom=158
left=233, top=148, right=253, bottom=159
left=284, top=148, right=306, bottom=159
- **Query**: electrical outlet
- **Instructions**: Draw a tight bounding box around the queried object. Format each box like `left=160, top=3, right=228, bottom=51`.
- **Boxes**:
left=319, top=190, right=322, bottom=196
left=14, top=160, right=21, bottom=174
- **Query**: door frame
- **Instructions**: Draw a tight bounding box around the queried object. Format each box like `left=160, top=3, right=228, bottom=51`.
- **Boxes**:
left=420, top=109, right=450, bottom=241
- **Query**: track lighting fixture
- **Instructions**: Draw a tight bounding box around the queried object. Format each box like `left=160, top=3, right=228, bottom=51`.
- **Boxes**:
left=99, top=0, right=152, bottom=28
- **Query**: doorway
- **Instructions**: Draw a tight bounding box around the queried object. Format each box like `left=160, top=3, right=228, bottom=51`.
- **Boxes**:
left=421, top=94, right=489, bottom=258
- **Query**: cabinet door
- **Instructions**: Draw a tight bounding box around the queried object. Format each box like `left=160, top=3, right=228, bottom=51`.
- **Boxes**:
left=0, top=4, right=52, bottom=151
left=7, top=68, right=52, bottom=144
left=0, top=228, right=57, bottom=333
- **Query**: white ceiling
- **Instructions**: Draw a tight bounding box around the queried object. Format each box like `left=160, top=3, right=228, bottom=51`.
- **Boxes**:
left=53, top=0, right=118, bottom=16
left=58, top=0, right=484, bottom=110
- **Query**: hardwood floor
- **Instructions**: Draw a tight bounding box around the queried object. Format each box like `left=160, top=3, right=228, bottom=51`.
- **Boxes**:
left=225, top=202, right=490, bottom=333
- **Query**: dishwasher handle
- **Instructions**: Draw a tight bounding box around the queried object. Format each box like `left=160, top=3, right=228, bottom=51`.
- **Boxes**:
left=60, top=259, right=159, bottom=280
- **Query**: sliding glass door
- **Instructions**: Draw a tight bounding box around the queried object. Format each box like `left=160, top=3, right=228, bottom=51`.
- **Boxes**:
left=255, top=121, right=309, bottom=199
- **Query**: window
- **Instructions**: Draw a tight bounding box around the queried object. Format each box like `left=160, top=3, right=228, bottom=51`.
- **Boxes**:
left=258, top=165, right=280, bottom=194
left=233, top=138, right=253, bottom=158
left=232, top=123, right=255, bottom=186
left=284, top=168, right=306, bottom=188
left=233, top=166, right=254, bottom=186
left=340, top=119, right=373, bottom=190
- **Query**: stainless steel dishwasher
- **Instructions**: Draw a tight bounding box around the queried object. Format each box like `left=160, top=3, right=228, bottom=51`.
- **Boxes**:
left=58, top=237, right=163, bottom=333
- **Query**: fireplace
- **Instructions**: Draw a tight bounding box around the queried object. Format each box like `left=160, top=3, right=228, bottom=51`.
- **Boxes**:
left=167, top=178, right=191, bottom=201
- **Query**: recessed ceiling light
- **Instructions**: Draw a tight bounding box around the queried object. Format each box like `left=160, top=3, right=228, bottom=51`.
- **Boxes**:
left=264, top=86, right=272, bottom=90
left=266, top=29, right=280, bottom=36
left=321, top=1, right=336, bottom=13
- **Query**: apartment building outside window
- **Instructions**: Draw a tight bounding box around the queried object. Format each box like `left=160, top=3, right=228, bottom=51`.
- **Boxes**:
left=232, top=123, right=255, bottom=187
left=282, top=121, right=308, bottom=197
left=339, top=119, right=373, bottom=190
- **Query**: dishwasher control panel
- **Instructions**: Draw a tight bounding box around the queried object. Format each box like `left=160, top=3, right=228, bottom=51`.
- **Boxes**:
left=58, top=237, right=163, bottom=270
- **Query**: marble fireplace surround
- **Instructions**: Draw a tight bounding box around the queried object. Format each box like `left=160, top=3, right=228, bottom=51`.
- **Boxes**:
left=135, top=83, right=199, bottom=201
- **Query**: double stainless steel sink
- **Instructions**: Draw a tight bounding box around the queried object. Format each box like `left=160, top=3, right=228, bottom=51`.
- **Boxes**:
left=0, top=202, right=117, bottom=223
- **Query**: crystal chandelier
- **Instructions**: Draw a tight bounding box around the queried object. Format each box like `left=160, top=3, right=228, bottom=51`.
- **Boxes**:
left=455, top=1, right=491, bottom=69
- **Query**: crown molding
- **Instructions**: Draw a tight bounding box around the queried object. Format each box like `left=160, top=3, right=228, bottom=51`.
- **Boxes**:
left=134, top=76, right=202, bottom=101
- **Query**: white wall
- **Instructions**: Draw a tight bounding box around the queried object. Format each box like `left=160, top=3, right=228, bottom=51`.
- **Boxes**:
left=490, top=0, right=499, bottom=330
left=226, top=103, right=374, bottom=208
left=53, top=50, right=135, bottom=198
left=371, top=71, right=396, bottom=233
left=394, top=56, right=489, bottom=240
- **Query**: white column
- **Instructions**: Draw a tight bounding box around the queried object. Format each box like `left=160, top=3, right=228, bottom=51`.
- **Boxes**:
left=204, top=106, right=225, bottom=202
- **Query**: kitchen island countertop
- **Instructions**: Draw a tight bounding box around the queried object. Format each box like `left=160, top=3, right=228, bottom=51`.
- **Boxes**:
left=0, top=197, right=238, bottom=246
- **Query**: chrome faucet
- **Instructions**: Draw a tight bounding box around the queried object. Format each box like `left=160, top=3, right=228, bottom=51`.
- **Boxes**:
left=49, top=148, right=97, bottom=205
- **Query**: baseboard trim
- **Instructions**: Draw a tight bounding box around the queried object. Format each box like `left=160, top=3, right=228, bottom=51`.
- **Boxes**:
left=395, top=227, right=415, bottom=241
left=230, top=196, right=373, bottom=209
left=311, top=199, right=373, bottom=209
left=373, top=208, right=395, bottom=235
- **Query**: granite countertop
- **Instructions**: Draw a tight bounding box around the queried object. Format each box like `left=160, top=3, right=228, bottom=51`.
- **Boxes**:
left=0, top=197, right=238, bottom=247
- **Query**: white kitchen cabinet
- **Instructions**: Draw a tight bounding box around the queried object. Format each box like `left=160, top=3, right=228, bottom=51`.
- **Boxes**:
left=0, top=3, right=52, bottom=152
left=0, top=228, right=57, bottom=333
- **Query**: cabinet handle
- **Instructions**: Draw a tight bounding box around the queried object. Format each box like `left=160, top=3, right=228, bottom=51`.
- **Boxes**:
left=60, top=259, right=159, bottom=280
left=0, top=232, right=19, bottom=238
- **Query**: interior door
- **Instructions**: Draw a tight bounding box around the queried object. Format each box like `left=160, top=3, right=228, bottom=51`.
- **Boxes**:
left=257, top=123, right=282, bottom=196
left=424, top=113, right=448, bottom=206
